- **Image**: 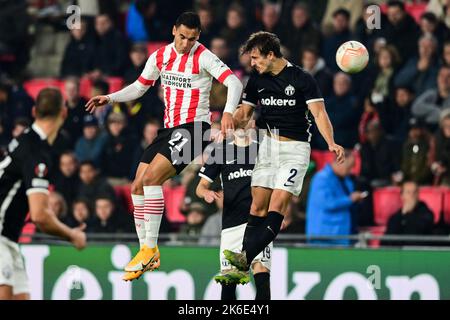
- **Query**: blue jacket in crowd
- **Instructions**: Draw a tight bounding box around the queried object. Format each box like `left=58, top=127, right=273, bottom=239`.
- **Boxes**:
left=306, top=164, right=355, bottom=246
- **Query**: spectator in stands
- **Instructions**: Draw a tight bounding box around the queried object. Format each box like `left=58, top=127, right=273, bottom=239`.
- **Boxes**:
left=78, top=161, right=116, bottom=207
left=419, top=12, right=447, bottom=50
left=91, top=14, right=128, bottom=78
left=359, top=97, right=380, bottom=144
left=60, top=18, right=95, bottom=78
left=62, top=77, right=87, bottom=147
left=412, top=65, right=450, bottom=129
left=88, top=195, right=133, bottom=233
left=0, top=0, right=31, bottom=77
left=179, top=202, right=208, bottom=237
left=101, top=112, right=136, bottom=185
left=321, top=0, right=363, bottom=35
left=0, top=81, right=33, bottom=142
left=443, top=41, right=450, bottom=66
left=360, top=119, right=401, bottom=188
left=125, top=0, right=150, bottom=42
left=130, top=119, right=160, bottom=179
left=282, top=3, right=321, bottom=66
left=306, top=150, right=365, bottom=246
left=67, top=198, right=91, bottom=228
left=260, top=2, right=283, bottom=36
left=384, top=0, right=421, bottom=63
left=431, top=109, right=450, bottom=186
left=366, top=45, right=401, bottom=105
left=401, top=118, right=433, bottom=185
left=220, top=4, right=250, bottom=61
left=74, top=114, right=107, bottom=166
left=48, top=191, right=69, bottom=224
left=383, top=181, right=434, bottom=246
left=123, top=43, right=148, bottom=84
left=197, top=5, right=219, bottom=47
left=395, top=34, right=440, bottom=96
left=90, top=79, right=112, bottom=126
left=379, top=85, right=415, bottom=143
left=321, top=8, right=352, bottom=72
left=312, top=72, right=359, bottom=150
left=209, top=37, right=232, bottom=111
left=11, top=117, right=29, bottom=138
left=53, top=151, right=81, bottom=207
left=301, top=47, right=333, bottom=98
left=354, top=2, right=388, bottom=56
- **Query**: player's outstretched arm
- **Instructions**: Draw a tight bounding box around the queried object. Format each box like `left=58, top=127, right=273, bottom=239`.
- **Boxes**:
left=196, top=178, right=221, bottom=204
left=28, top=193, right=86, bottom=250
left=308, top=101, right=345, bottom=163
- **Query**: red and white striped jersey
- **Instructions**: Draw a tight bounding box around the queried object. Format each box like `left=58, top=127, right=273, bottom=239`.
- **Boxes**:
left=138, top=42, right=234, bottom=128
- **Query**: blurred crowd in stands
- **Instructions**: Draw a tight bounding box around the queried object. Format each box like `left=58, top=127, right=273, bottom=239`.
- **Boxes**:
left=1, top=0, right=450, bottom=246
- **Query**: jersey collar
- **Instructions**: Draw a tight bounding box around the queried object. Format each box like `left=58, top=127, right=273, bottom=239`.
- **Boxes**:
left=32, top=123, right=47, bottom=140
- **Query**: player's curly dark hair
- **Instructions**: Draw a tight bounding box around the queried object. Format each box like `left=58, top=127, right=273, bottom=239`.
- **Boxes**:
left=241, top=31, right=283, bottom=58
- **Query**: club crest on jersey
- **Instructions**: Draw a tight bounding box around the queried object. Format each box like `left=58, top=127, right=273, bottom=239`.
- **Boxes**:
left=285, top=85, right=295, bottom=96
left=34, top=163, right=48, bottom=178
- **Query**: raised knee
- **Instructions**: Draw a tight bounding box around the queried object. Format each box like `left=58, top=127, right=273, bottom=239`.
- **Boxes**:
left=131, top=179, right=143, bottom=195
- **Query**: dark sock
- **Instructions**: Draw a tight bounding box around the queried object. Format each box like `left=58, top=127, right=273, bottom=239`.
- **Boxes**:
left=242, top=214, right=266, bottom=253
left=254, top=272, right=271, bottom=300
left=245, top=211, right=283, bottom=264
left=221, top=283, right=237, bottom=300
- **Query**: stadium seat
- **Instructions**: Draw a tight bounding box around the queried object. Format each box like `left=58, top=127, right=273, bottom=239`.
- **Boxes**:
left=418, top=187, right=444, bottom=224
left=373, top=187, right=402, bottom=226
left=120, top=184, right=134, bottom=214
left=23, top=78, right=64, bottom=100
left=78, top=77, right=125, bottom=99
left=310, top=149, right=361, bottom=175
left=147, top=41, right=169, bottom=56
left=106, top=77, right=124, bottom=93
left=163, top=185, right=187, bottom=223
left=442, top=188, right=450, bottom=225
left=19, top=213, right=36, bottom=244
left=379, top=2, right=427, bottom=23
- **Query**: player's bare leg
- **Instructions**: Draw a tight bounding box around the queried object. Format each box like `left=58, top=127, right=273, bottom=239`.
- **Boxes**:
left=0, top=285, right=13, bottom=300
left=123, top=155, right=175, bottom=280
left=125, top=155, right=175, bottom=272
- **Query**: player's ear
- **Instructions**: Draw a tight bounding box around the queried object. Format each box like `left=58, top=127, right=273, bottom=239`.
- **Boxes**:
left=172, top=25, right=177, bottom=36
left=32, top=106, right=36, bottom=118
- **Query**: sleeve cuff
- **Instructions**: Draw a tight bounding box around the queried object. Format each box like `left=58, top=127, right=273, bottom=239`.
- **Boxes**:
left=26, top=188, right=49, bottom=196
left=242, top=100, right=256, bottom=107
left=198, top=173, right=214, bottom=183
left=306, top=98, right=325, bottom=104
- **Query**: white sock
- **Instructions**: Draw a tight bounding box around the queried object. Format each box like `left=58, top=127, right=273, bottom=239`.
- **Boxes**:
left=131, top=194, right=145, bottom=248
left=143, top=186, right=164, bottom=248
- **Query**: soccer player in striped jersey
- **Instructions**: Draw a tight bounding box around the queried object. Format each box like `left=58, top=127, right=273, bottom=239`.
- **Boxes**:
left=85, top=12, right=243, bottom=281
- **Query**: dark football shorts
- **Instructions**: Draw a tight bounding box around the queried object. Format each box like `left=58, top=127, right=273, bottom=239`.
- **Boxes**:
left=140, top=121, right=211, bottom=174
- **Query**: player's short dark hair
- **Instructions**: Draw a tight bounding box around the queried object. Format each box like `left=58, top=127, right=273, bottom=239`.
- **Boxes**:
left=241, top=31, right=283, bottom=58
left=175, top=12, right=201, bottom=31
left=387, top=0, right=405, bottom=11
left=332, top=8, right=351, bottom=20
left=35, top=88, right=63, bottom=119
left=13, top=117, right=30, bottom=128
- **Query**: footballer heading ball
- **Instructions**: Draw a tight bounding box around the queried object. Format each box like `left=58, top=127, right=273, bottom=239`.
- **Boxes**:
left=336, top=41, right=369, bottom=74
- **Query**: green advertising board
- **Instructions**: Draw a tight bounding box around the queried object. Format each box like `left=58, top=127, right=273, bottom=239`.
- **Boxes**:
left=20, top=244, right=450, bottom=300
